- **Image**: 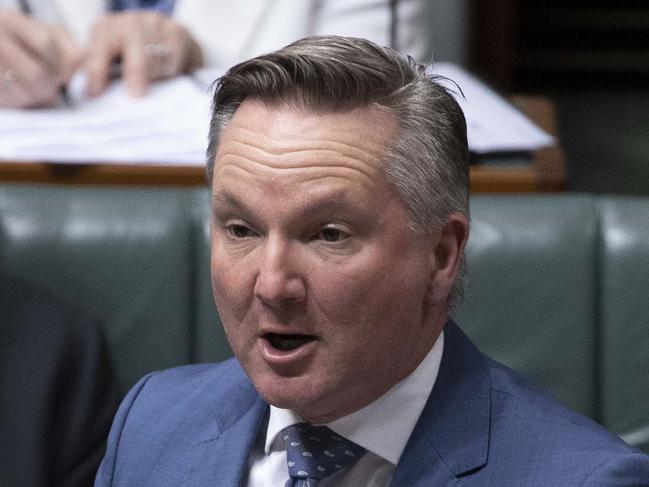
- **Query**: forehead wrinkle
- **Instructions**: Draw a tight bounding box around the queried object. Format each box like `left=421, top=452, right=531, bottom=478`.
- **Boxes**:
left=214, top=149, right=378, bottom=182
left=213, top=156, right=380, bottom=193
left=221, top=138, right=382, bottom=168
left=219, top=126, right=386, bottom=169
left=224, top=125, right=388, bottom=154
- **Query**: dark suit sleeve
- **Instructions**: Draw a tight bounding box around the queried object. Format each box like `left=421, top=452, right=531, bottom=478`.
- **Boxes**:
left=50, top=316, right=120, bottom=487
left=580, top=452, right=649, bottom=486
left=0, top=274, right=119, bottom=487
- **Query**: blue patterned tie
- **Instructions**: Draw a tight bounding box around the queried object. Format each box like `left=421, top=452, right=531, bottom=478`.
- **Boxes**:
left=281, top=423, right=366, bottom=487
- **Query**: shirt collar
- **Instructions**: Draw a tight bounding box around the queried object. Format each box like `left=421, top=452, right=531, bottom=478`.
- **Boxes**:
left=264, top=332, right=444, bottom=465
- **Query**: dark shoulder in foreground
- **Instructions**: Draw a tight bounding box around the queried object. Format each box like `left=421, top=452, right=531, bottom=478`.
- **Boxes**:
left=1, top=271, right=118, bottom=487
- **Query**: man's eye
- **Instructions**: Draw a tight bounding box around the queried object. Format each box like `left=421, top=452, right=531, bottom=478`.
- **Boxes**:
left=226, top=224, right=255, bottom=239
left=315, top=226, right=348, bottom=243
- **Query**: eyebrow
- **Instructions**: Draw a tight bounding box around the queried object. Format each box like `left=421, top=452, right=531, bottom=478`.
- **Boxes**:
left=212, top=191, right=255, bottom=216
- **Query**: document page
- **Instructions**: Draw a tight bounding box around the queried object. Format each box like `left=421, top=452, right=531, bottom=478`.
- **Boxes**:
left=431, top=63, right=555, bottom=153
left=0, top=65, right=553, bottom=166
left=0, top=75, right=212, bottom=165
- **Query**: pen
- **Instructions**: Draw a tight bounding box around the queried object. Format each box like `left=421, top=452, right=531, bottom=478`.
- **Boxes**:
left=18, top=0, right=74, bottom=107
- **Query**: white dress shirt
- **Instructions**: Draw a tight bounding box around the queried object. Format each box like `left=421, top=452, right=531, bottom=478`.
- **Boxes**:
left=247, top=332, right=444, bottom=486
left=0, top=0, right=436, bottom=66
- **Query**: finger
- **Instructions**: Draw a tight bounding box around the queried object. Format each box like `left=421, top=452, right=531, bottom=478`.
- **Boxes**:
left=50, top=26, right=83, bottom=84
left=85, top=18, right=121, bottom=97
left=158, top=21, right=184, bottom=77
left=4, top=13, right=60, bottom=70
left=106, top=11, right=157, bottom=96
left=0, top=33, right=59, bottom=107
left=132, top=12, right=182, bottom=87
left=0, top=64, right=58, bottom=108
left=85, top=41, right=114, bottom=98
left=159, top=20, right=203, bottom=76
left=0, top=70, right=35, bottom=108
left=122, top=31, right=149, bottom=96
left=144, top=40, right=175, bottom=80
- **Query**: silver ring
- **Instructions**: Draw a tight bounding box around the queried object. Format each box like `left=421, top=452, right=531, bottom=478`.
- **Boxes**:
left=144, top=43, right=171, bottom=58
left=3, top=69, right=16, bottom=83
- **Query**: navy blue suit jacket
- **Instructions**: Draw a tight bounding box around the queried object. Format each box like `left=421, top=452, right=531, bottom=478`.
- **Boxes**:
left=95, top=322, right=649, bottom=486
left=0, top=272, right=118, bottom=487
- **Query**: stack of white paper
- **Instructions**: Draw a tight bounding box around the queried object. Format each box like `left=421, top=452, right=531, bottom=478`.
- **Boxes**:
left=430, top=63, right=555, bottom=153
left=0, top=64, right=553, bottom=166
left=0, top=75, right=212, bottom=166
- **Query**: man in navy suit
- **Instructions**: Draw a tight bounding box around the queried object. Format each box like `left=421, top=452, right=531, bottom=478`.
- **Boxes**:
left=96, top=36, right=649, bottom=486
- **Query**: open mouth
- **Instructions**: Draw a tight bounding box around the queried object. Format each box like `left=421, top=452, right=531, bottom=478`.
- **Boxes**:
left=263, top=333, right=316, bottom=352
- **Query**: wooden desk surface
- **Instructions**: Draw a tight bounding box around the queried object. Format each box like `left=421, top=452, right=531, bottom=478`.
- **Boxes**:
left=0, top=96, right=565, bottom=192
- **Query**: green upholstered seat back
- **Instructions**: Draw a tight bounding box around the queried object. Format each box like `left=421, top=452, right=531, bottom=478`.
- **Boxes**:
left=0, top=185, right=646, bottom=452
left=455, top=195, right=598, bottom=418
left=0, top=186, right=196, bottom=391
left=190, top=189, right=231, bottom=364
left=598, top=198, right=649, bottom=452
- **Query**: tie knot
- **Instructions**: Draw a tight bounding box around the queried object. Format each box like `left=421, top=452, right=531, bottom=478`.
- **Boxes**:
left=281, top=423, right=365, bottom=483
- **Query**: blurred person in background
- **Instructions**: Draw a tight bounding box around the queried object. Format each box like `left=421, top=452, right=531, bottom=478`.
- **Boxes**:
left=0, top=271, right=118, bottom=487
left=0, top=0, right=435, bottom=108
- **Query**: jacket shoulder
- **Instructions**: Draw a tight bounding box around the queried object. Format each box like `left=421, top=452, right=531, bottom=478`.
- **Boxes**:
left=136, top=359, right=247, bottom=397
left=114, top=359, right=255, bottom=435
left=484, top=359, right=649, bottom=485
left=433, top=323, right=649, bottom=486
left=95, top=359, right=261, bottom=486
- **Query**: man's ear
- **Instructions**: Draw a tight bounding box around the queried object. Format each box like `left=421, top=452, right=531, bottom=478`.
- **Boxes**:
left=428, top=213, right=470, bottom=305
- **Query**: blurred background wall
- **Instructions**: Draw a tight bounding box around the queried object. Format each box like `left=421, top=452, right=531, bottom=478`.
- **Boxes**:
left=467, top=0, right=649, bottom=195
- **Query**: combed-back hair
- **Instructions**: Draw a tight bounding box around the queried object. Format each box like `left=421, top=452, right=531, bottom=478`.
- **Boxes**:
left=207, top=35, right=470, bottom=306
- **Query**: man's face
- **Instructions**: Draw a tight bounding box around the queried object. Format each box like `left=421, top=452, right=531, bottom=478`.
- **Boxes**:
left=211, top=100, right=445, bottom=423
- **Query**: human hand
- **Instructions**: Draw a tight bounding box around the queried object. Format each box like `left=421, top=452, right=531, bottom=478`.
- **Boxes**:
left=85, top=11, right=203, bottom=98
left=0, top=10, right=82, bottom=108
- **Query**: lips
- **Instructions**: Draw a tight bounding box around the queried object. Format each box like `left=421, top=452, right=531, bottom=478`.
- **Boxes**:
left=258, top=331, right=319, bottom=369
left=263, top=332, right=316, bottom=352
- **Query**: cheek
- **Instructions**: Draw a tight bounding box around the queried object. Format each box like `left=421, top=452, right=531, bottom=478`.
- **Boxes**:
left=313, top=268, right=403, bottom=330
left=315, top=245, right=427, bottom=308
left=211, top=245, right=253, bottom=324
left=311, top=251, right=430, bottom=343
left=211, top=256, right=260, bottom=362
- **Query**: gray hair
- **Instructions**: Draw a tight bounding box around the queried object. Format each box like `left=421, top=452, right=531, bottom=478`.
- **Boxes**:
left=206, top=35, right=469, bottom=307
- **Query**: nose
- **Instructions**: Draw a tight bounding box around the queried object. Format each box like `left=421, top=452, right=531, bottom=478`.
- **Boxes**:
left=253, top=236, right=306, bottom=307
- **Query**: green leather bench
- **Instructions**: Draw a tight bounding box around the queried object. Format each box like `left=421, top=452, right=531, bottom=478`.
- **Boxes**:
left=1, top=185, right=647, bottom=453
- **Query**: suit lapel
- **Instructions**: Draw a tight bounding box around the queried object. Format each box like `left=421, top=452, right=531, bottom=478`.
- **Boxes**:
left=182, top=366, right=269, bottom=486
left=390, top=321, right=491, bottom=486
left=184, top=401, right=268, bottom=486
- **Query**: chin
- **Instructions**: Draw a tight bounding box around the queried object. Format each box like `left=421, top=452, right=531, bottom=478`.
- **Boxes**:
left=253, top=374, right=325, bottom=416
